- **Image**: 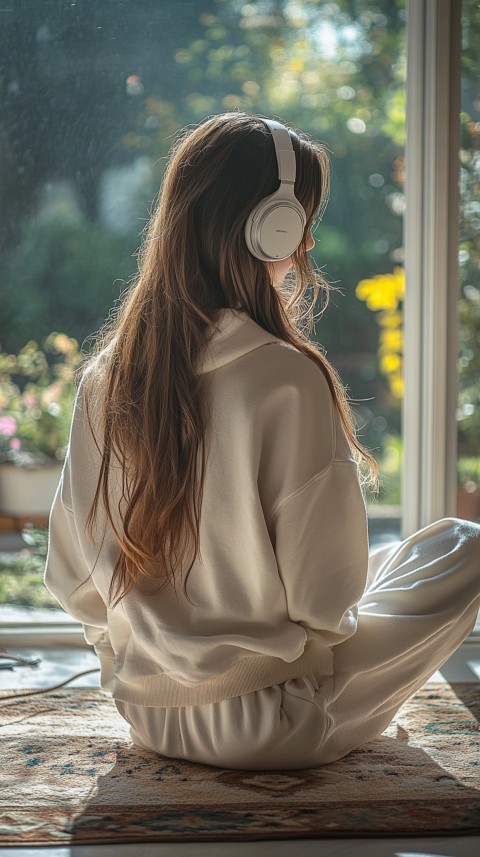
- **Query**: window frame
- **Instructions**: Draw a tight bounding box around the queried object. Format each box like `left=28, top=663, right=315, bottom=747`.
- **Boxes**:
left=402, top=0, right=461, bottom=535
left=1, top=0, right=475, bottom=647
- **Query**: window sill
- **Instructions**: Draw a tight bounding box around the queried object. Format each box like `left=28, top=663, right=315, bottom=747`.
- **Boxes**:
left=0, top=623, right=86, bottom=648
left=0, top=604, right=85, bottom=647
left=1, top=613, right=479, bottom=649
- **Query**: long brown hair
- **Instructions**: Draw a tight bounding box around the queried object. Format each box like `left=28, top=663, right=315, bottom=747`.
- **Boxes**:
left=82, top=112, right=377, bottom=608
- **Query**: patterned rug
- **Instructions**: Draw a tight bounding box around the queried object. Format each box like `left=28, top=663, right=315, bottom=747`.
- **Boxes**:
left=0, top=682, right=479, bottom=846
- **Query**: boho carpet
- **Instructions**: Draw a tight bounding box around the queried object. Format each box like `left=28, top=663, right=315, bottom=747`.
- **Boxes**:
left=0, top=682, right=479, bottom=846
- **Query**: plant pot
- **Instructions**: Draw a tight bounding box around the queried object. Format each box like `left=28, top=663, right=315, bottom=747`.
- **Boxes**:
left=0, top=462, right=63, bottom=517
left=456, top=484, right=480, bottom=523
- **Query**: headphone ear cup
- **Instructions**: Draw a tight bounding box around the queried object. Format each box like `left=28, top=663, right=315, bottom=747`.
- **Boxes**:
left=245, top=196, right=306, bottom=262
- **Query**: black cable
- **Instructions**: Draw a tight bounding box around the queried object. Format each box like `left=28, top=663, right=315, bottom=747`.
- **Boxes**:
left=0, top=651, right=41, bottom=670
left=0, top=667, right=101, bottom=703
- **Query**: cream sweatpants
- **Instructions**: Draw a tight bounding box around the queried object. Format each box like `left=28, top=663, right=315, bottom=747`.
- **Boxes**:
left=115, top=517, right=480, bottom=770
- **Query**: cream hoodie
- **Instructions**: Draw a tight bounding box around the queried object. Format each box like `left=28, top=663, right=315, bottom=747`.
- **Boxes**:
left=44, top=308, right=369, bottom=707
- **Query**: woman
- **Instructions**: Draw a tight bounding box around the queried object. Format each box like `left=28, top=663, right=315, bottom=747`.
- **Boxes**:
left=45, top=113, right=480, bottom=770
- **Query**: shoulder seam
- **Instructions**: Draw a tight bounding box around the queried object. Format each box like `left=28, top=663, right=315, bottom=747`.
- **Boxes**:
left=269, top=459, right=359, bottom=522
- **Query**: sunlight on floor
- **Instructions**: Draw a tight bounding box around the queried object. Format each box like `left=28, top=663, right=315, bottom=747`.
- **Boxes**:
left=467, top=659, right=480, bottom=679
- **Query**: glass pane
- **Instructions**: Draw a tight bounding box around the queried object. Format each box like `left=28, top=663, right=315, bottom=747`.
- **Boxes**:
left=457, top=0, right=480, bottom=528
left=0, top=0, right=405, bottom=620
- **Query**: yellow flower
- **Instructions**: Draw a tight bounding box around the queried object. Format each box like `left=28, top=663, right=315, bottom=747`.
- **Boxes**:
left=380, top=354, right=402, bottom=374
left=356, top=268, right=405, bottom=312
left=378, top=311, right=403, bottom=328
left=356, top=268, right=405, bottom=402
left=390, top=374, right=404, bottom=399
left=379, top=329, right=403, bottom=353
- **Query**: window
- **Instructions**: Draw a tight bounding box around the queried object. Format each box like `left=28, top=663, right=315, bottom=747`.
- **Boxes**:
left=1, top=0, right=475, bottom=640
left=457, top=0, right=480, bottom=527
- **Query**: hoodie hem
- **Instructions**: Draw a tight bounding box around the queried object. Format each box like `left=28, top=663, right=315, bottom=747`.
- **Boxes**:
left=104, top=638, right=334, bottom=707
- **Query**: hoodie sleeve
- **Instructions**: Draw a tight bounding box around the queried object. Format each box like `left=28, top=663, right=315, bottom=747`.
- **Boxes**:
left=270, top=456, right=369, bottom=644
left=261, top=348, right=370, bottom=644
left=44, top=378, right=114, bottom=663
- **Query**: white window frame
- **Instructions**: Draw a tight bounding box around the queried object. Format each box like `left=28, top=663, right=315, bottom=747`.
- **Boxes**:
left=402, top=0, right=461, bottom=535
left=0, top=623, right=85, bottom=648
left=1, top=0, right=475, bottom=647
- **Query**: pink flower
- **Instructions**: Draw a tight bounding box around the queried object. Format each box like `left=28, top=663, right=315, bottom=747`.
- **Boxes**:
left=10, top=437, right=21, bottom=451
left=0, top=415, right=17, bottom=437
left=23, top=393, right=38, bottom=409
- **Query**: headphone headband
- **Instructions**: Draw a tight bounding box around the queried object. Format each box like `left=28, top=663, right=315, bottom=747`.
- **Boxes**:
left=260, top=119, right=296, bottom=186
left=244, top=118, right=307, bottom=262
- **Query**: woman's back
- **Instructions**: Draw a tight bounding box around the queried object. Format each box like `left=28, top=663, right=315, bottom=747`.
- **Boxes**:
left=45, top=307, right=368, bottom=707
left=43, top=113, right=480, bottom=770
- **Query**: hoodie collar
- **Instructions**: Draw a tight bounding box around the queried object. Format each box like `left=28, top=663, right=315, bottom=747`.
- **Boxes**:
left=196, top=308, right=283, bottom=374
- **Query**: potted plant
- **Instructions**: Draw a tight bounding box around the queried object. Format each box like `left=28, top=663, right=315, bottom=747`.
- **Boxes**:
left=457, top=457, right=480, bottom=523
left=0, top=333, right=81, bottom=518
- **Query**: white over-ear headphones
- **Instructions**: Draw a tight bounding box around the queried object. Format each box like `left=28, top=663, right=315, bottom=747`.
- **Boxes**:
left=244, top=118, right=306, bottom=262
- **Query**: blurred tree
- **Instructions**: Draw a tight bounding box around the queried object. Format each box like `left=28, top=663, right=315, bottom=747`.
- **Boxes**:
left=122, top=0, right=407, bottom=447
left=457, top=112, right=480, bottom=456
left=0, top=0, right=215, bottom=249
left=0, top=0, right=407, bottom=454
left=1, top=216, right=138, bottom=351
left=457, top=0, right=480, bottom=458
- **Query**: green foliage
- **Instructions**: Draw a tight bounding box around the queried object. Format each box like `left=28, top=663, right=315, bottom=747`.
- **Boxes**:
left=458, top=456, right=480, bottom=488
left=374, top=433, right=402, bottom=505
left=0, top=527, right=57, bottom=609
left=0, top=333, right=80, bottom=467
left=1, top=216, right=138, bottom=353
left=458, top=115, right=480, bottom=454
left=456, top=1, right=480, bottom=456
left=125, top=0, right=407, bottom=452
left=153, top=0, right=406, bottom=135
left=461, top=0, right=480, bottom=79
left=0, top=0, right=409, bottom=456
